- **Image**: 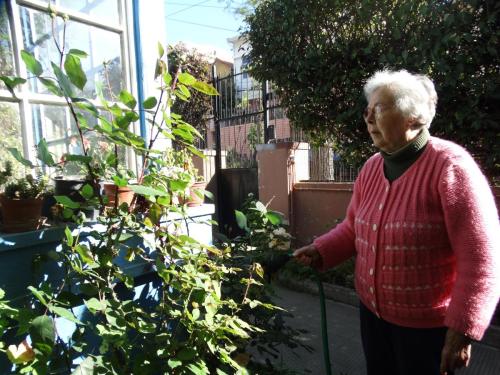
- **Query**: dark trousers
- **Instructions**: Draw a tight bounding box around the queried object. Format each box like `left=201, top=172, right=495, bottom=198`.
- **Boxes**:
left=360, top=302, right=452, bottom=375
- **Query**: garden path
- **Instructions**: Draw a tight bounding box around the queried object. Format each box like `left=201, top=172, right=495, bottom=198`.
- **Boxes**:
left=268, top=285, right=500, bottom=375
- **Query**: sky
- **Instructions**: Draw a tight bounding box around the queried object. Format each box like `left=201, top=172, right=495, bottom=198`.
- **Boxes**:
left=165, top=0, right=244, bottom=57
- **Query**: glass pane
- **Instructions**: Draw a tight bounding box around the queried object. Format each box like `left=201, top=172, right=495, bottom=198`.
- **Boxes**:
left=31, top=104, right=71, bottom=165
left=0, top=103, right=24, bottom=177
left=69, top=111, right=127, bottom=171
left=20, top=6, right=123, bottom=100
left=0, top=2, right=15, bottom=90
left=31, top=104, right=130, bottom=175
left=38, top=0, right=120, bottom=25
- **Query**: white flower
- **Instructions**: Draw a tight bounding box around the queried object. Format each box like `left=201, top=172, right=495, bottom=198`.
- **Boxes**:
left=273, top=227, right=286, bottom=236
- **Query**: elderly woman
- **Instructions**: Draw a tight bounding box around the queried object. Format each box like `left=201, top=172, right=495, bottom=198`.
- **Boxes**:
left=294, top=70, right=500, bottom=375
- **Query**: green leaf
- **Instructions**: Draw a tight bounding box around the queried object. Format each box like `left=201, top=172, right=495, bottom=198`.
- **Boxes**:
left=81, top=184, right=94, bottom=199
left=112, top=175, right=128, bottom=187
left=178, top=72, right=196, bottom=86
left=75, top=244, right=95, bottom=265
left=192, top=308, right=200, bottom=320
left=48, top=305, right=82, bottom=324
left=64, top=154, right=92, bottom=163
left=235, top=210, right=247, bottom=230
left=266, top=211, right=283, bottom=225
left=119, top=90, right=137, bottom=109
left=0, top=76, right=26, bottom=96
left=64, top=54, right=87, bottom=90
left=178, top=84, right=191, bottom=99
left=68, top=49, right=88, bottom=58
left=143, top=96, right=157, bottom=109
left=55, top=195, right=80, bottom=209
left=72, top=97, right=98, bottom=116
left=192, top=81, right=219, bottom=96
left=186, top=361, right=209, bottom=375
left=21, top=50, right=43, bottom=76
left=64, top=227, right=74, bottom=246
left=71, top=356, right=94, bottom=375
left=84, top=298, right=105, bottom=313
left=51, top=62, right=74, bottom=97
left=79, top=283, right=98, bottom=296
left=163, top=72, right=172, bottom=86
left=168, top=359, right=182, bottom=369
left=169, top=179, right=189, bottom=192
left=203, top=190, right=214, bottom=200
left=128, top=184, right=168, bottom=197
left=27, top=286, right=48, bottom=307
left=158, top=42, right=165, bottom=58
left=30, top=315, right=55, bottom=347
left=39, top=77, right=63, bottom=96
left=172, top=127, right=193, bottom=142
left=37, top=138, right=56, bottom=166
left=7, top=148, right=34, bottom=168
left=177, top=347, right=197, bottom=361
left=157, top=195, right=170, bottom=206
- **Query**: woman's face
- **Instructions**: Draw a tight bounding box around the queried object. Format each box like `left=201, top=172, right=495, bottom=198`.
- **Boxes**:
left=364, top=87, right=417, bottom=153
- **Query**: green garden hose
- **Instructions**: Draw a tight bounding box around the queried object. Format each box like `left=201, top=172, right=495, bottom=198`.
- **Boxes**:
left=315, top=270, right=333, bottom=375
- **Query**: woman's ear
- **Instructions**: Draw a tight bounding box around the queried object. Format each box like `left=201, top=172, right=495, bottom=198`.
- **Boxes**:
left=406, top=117, right=419, bottom=130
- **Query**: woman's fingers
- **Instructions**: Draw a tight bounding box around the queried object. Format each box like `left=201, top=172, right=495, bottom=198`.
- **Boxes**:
left=293, top=244, right=320, bottom=267
left=440, top=328, right=472, bottom=374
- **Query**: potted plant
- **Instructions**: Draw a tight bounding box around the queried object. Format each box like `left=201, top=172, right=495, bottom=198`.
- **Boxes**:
left=0, top=161, right=49, bottom=233
left=102, top=169, right=136, bottom=208
left=176, top=148, right=208, bottom=207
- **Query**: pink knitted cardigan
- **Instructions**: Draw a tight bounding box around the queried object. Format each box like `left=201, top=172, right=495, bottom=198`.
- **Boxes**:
left=314, top=136, right=500, bottom=340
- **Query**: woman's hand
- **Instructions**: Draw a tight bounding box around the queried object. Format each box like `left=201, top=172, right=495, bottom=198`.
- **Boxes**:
left=293, top=243, right=322, bottom=269
left=440, top=328, right=472, bottom=375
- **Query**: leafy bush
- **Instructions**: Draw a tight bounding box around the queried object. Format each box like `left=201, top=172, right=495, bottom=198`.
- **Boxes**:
left=215, top=195, right=311, bottom=372
left=245, top=0, right=500, bottom=179
left=0, top=7, right=286, bottom=375
left=168, top=43, right=213, bottom=139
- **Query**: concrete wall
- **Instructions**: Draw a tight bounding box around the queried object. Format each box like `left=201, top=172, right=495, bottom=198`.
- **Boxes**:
left=292, top=182, right=353, bottom=246
left=256, top=142, right=309, bottom=221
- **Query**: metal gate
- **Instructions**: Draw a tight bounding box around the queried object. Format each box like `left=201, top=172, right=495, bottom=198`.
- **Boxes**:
left=210, top=68, right=285, bottom=234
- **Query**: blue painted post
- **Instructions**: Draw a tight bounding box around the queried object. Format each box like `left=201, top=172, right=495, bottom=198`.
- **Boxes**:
left=132, top=0, right=147, bottom=144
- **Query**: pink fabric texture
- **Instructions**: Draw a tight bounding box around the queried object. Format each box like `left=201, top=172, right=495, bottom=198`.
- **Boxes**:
left=313, top=137, right=500, bottom=340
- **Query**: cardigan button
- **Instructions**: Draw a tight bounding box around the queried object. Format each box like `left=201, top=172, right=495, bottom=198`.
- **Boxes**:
left=369, top=287, right=374, bottom=294
left=369, top=268, right=374, bottom=276
left=378, top=203, right=383, bottom=210
left=372, top=224, right=377, bottom=231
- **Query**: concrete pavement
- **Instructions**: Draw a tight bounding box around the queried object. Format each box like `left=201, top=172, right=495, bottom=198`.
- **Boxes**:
left=265, top=284, right=500, bottom=375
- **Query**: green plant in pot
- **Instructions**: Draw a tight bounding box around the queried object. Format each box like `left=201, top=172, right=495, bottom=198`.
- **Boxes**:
left=0, top=161, right=50, bottom=233
left=176, top=148, right=209, bottom=207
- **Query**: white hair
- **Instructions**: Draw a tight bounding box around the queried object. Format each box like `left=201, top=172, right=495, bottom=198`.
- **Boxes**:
left=363, top=69, right=438, bottom=128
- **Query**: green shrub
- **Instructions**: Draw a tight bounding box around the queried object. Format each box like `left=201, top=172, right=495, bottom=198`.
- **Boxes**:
left=245, top=0, right=500, bottom=178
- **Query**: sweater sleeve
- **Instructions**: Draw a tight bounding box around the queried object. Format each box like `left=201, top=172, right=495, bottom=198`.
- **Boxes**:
left=439, top=153, right=500, bottom=340
left=313, top=170, right=361, bottom=271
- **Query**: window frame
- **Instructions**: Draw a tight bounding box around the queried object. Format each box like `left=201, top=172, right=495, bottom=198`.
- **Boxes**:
left=0, top=0, right=139, bottom=176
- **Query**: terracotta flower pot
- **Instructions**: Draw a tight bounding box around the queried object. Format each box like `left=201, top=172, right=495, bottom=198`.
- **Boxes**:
left=0, top=194, right=44, bottom=233
left=186, top=181, right=207, bottom=207
left=103, top=183, right=135, bottom=207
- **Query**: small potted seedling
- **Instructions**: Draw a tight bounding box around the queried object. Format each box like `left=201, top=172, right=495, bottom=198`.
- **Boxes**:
left=0, top=161, right=49, bottom=233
